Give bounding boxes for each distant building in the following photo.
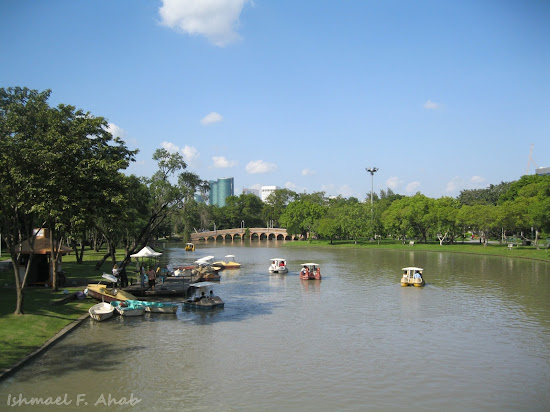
[194,193,204,204]
[242,188,260,197]
[209,177,234,207]
[261,185,280,202]
[535,167,550,176]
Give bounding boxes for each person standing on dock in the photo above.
[147,266,156,291]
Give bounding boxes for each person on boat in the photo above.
[146,266,156,290]
[300,267,307,277]
[200,291,206,300]
[209,290,214,300]
[414,271,422,279]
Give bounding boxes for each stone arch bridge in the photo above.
[190,228,298,243]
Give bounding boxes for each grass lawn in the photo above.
[0,247,141,372]
[286,238,550,262]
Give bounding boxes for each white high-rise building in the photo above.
[261,185,280,202]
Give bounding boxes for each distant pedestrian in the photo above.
[147,266,156,290]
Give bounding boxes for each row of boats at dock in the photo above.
[86,250,425,321]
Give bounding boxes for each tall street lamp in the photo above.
[366,167,378,208]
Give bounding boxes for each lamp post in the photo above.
[366,167,378,208]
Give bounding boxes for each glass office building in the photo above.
[209,177,234,207]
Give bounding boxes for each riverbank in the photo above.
[0,248,134,374]
[286,239,550,262]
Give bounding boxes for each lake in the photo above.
[1,242,549,411]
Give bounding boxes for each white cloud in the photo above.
[182,145,199,163]
[386,176,402,190]
[285,181,297,190]
[423,99,440,110]
[245,160,277,174]
[471,175,486,185]
[212,156,237,168]
[337,184,354,197]
[406,181,421,193]
[445,177,464,193]
[446,175,487,194]
[158,0,251,47]
[200,112,223,125]
[301,168,316,176]
[106,123,126,138]
[161,141,180,153]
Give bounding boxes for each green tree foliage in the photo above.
[458,182,511,205]
[279,199,326,239]
[0,87,136,311]
[262,188,297,227]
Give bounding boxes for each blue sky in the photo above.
[2,0,549,199]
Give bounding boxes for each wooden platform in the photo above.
[123,276,193,298]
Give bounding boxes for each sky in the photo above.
[1,0,549,200]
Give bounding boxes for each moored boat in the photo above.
[212,255,241,270]
[299,263,321,280]
[184,282,224,309]
[89,302,115,321]
[110,300,146,316]
[126,300,179,314]
[401,267,425,287]
[86,283,139,303]
[269,258,288,274]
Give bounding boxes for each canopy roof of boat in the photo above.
[185,242,194,245]
[102,273,118,283]
[302,263,319,266]
[189,281,217,288]
[271,258,286,261]
[225,254,236,258]
[402,267,423,271]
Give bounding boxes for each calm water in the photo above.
[1,243,550,411]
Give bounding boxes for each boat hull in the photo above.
[183,298,224,309]
[116,307,145,316]
[145,305,178,313]
[299,274,321,280]
[401,279,425,287]
[86,284,138,302]
[89,302,115,321]
[269,267,288,274]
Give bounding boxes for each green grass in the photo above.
[0,247,137,372]
[285,238,550,261]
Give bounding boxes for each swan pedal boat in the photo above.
[269,258,288,274]
[401,267,425,287]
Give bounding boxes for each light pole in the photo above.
[366,167,378,208]
[241,220,244,230]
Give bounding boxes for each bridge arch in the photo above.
[190,228,297,243]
